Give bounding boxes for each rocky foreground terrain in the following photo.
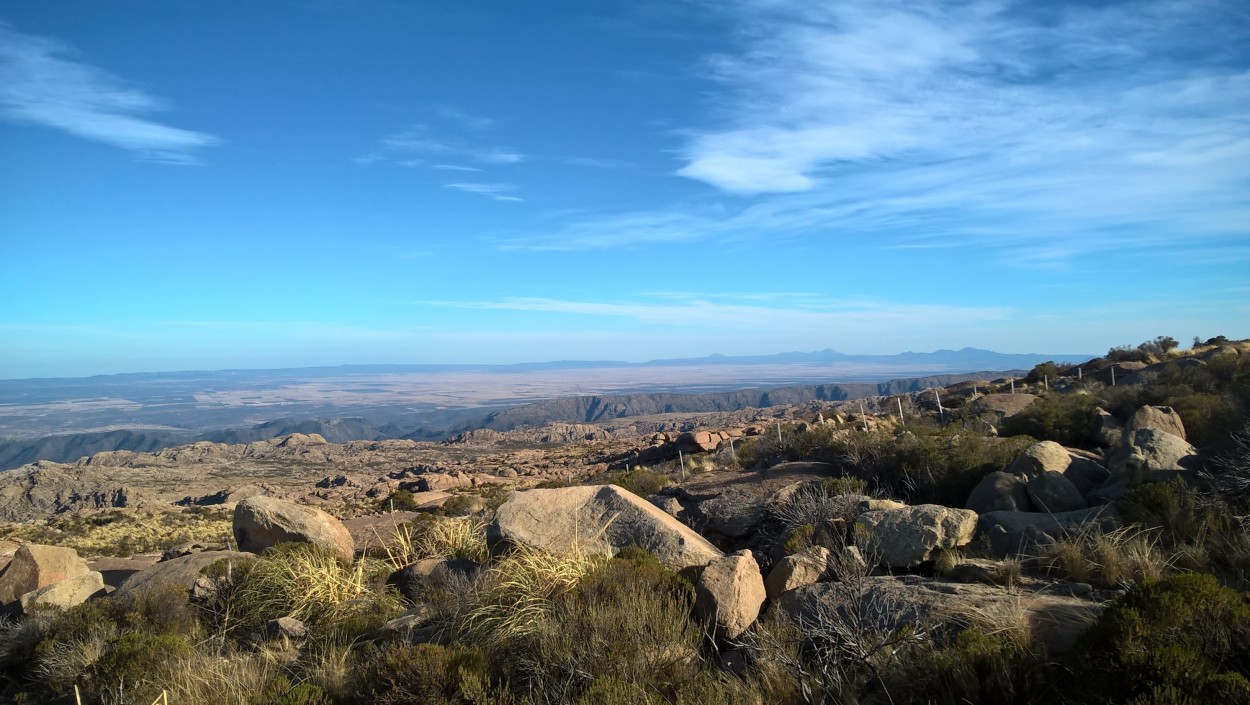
[1,338,1248,704]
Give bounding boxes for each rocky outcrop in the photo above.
[694,550,766,640]
[488,485,724,572]
[233,496,355,562]
[854,505,978,568]
[0,544,89,606]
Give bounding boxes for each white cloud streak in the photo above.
[444,182,523,202]
[0,21,217,163]
[505,0,1250,261]
[424,295,1011,330]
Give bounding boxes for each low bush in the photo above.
[1001,392,1101,448]
[611,468,675,497]
[1066,573,1250,704]
[1120,478,1207,546]
[347,642,502,705]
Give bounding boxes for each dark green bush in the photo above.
[1066,573,1250,704]
[882,627,1053,705]
[1119,478,1207,546]
[612,469,675,497]
[348,642,497,705]
[828,430,1033,506]
[1001,392,1101,448]
[380,489,420,512]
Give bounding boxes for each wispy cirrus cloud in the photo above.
[0,21,217,163]
[359,105,524,169]
[423,294,1011,330]
[505,0,1250,262]
[444,182,523,202]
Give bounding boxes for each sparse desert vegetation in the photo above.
[2,338,1250,704]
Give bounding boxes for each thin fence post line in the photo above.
[859,400,868,432]
[1111,366,1116,386]
[1010,379,1015,394]
[1078,366,1082,381]
[934,388,943,417]
[679,450,687,481]
[1044,374,1049,391]
[776,422,783,444]
[729,437,737,465]
[897,398,905,428]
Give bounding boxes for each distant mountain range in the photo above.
[1,346,1090,383]
[0,369,1026,470]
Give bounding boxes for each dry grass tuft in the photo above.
[375,516,488,572]
[0,508,231,557]
[459,544,604,646]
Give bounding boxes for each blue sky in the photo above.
[1,0,1247,379]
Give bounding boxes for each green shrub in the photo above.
[1001,392,1101,448]
[821,476,868,496]
[380,489,420,512]
[612,469,674,497]
[347,642,498,705]
[781,524,815,556]
[1120,478,1207,546]
[882,627,1053,705]
[84,632,194,704]
[828,431,1033,507]
[1066,573,1250,704]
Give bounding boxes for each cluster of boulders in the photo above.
[967,405,1197,556]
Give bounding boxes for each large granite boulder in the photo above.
[117,550,254,595]
[1109,428,1200,476]
[1125,406,1187,441]
[488,485,723,572]
[1007,441,1072,476]
[233,495,355,562]
[1063,456,1111,496]
[20,571,105,611]
[854,505,978,568]
[979,506,1120,539]
[0,544,89,606]
[694,550,766,640]
[1027,473,1086,513]
[966,472,1032,513]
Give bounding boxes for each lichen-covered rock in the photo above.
[694,550,766,639]
[488,485,723,572]
[233,495,355,562]
[0,544,88,606]
[966,471,1032,513]
[854,505,978,568]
